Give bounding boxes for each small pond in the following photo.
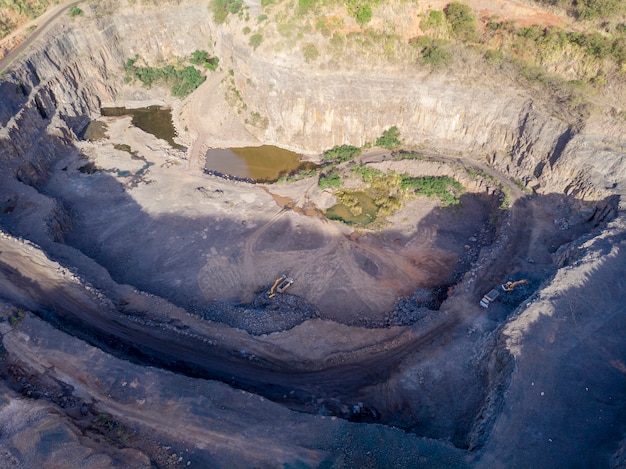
[100,106,185,150]
[326,191,379,226]
[204,145,317,182]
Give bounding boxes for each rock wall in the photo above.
[214,22,625,203]
[1,0,624,201]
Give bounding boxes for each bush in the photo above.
[350,163,384,182]
[323,144,362,163]
[249,33,263,50]
[318,170,342,189]
[298,0,316,15]
[211,0,243,23]
[444,2,478,42]
[401,176,463,205]
[69,6,83,17]
[376,126,401,149]
[422,43,452,66]
[302,43,320,62]
[125,58,207,98]
[421,10,443,30]
[190,50,219,70]
[355,4,372,25]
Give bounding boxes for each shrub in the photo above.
[302,43,320,62]
[69,6,83,17]
[211,0,243,23]
[125,58,206,98]
[376,126,401,149]
[323,144,362,163]
[190,50,219,70]
[422,43,452,66]
[484,49,504,64]
[355,4,372,25]
[249,33,263,50]
[444,2,478,42]
[298,0,316,15]
[318,170,342,189]
[421,10,443,30]
[401,175,464,205]
[350,163,384,182]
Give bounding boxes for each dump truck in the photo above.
[480,288,501,308]
[480,278,529,308]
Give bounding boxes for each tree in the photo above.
[444,2,478,42]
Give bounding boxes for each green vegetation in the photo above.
[345,0,377,26]
[124,56,207,98]
[298,0,315,15]
[533,0,625,20]
[245,111,269,129]
[421,10,444,31]
[354,3,372,26]
[8,308,25,327]
[323,144,362,163]
[400,175,464,206]
[376,126,402,149]
[190,50,220,71]
[444,2,478,42]
[302,42,319,62]
[327,191,378,225]
[393,151,424,161]
[0,0,49,19]
[68,6,83,17]
[318,169,342,189]
[0,17,15,38]
[211,0,244,23]
[223,75,247,113]
[249,33,263,50]
[420,39,453,66]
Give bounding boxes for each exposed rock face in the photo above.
[1,1,624,203]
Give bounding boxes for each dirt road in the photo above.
[0,1,79,74]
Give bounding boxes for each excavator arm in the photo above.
[501,279,528,292]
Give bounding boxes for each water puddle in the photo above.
[100,106,185,150]
[204,145,317,182]
[326,191,379,226]
[81,121,108,141]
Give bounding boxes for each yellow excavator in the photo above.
[501,279,528,292]
[265,275,294,299]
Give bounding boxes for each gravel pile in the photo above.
[200,293,319,335]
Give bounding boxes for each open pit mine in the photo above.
[0,0,625,467]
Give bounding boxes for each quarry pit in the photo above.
[1,1,626,468]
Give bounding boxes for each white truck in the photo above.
[480,288,500,308]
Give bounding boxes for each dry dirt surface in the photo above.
[0,0,625,467]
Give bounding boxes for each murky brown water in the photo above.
[101,106,184,150]
[204,145,316,182]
